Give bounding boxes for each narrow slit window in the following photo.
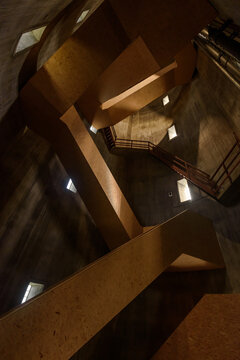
[15,26,46,54]
[163,95,170,106]
[22,282,44,303]
[76,9,90,23]
[177,178,191,202]
[66,179,77,193]
[90,125,98,134]
[168,125,177,140]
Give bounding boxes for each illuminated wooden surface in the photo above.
[0,210,224,360]
[59,106,142,248]
[151,294,240,360]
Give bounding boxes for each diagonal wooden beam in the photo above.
[0,210,224,360]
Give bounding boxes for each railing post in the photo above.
[223,162,233,185]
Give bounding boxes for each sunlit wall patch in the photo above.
[76,9,90,24]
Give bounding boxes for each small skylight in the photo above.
[15,26,46,54]
[168,125,177,140]
[163,95,170,106]
[76,9,90,23]
[22,282,44,304]
[177,178,191,202]
[66,179,77,193]
[90,125,98,134]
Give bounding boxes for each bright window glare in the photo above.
[15,26,46,54]
[90,125,98,134]
[177,178,191,202]
[22,282,44,303]
[66,179,77,193]
[77,9,90,23]
[163,95,170,106]
[168,125,177,140]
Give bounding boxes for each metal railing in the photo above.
[102,127,219,197]
[210,133,240,192]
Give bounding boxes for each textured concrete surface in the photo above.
[0,129,108,316]
[197,49,240,138]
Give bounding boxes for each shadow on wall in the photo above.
[0,129,108,316]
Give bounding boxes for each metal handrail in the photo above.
[102,127,240,196]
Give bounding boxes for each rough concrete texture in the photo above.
[0,129,108,316]
[210,0,240,26]
[152,294,240,360]
[91,52,240,294]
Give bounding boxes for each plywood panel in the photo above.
[152,294,240,360]
[81,43,196,128]
[0,211,224,360]
[21,4,127,116]
[78,36,161,120]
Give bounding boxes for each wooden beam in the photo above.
[0,211,224,360]
[151,294,240,360]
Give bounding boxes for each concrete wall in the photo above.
[0,129,107,316]
[115,49,238,176]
